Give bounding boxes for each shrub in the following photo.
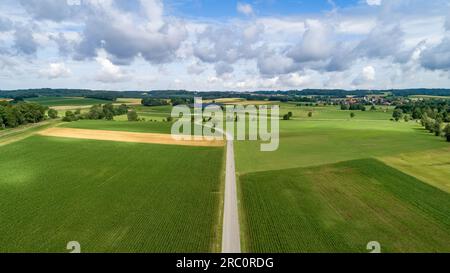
[127,110,139,122]
[48,109,58,119]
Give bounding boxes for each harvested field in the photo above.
[38,127,225,147]
[50,105,92,111]
[115,98,142,105]
[223,100,274,106]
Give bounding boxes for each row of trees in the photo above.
[394,100,450,122]
[62,104,129,122]
[141,98,170,107]
[393,100,450,141]
[420,114,450,141]
[340,103,367,111]
[141,97,194,107]
[0,101,48,129]
[392,101,450,142]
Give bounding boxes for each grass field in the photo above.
[239,159,450,253]
[281,103,394,120]
[0,135,224,252]
[235,103,450,253]
[60,120,174,134]
[380,147,450,193]
[25,97,112,107]
[235,119,447,174]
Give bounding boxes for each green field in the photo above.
[0,136,224,252]
[1,100,449,253]
[25,97,111,107]
[235,119,447,174]
[281,103,394,120]
[381,147,450,193]
[60,120,174,134]
[240,159,450,253]
[235,104,450,253]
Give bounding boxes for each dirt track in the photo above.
[38,128,225,147]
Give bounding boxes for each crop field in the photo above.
[204,98,245,104]
[39,128,225,147]
[239,159,450,253]
[25,96,110,107]
[0,135,225,252]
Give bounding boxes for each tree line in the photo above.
[394,100,450,122]
[141,97,193,107]
[0,101,48,129]
[393,100,450,142]
[340,103,367,111]
[62,104,130,122]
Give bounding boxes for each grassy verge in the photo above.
[0,120,61,146]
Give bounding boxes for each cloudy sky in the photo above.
[0,0,449,91]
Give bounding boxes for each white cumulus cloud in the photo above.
[95,51,130,83]
[40,63,71,79]
[237,2,254,16]
[363,65,376,81]
[366,0,382,6]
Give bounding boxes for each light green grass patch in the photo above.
[380,147,450,193]
[59,120,174,134]
[280,103,394,120]
[235,119,447,174]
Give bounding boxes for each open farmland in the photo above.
[39,127,225,147]
[280,103,395,120]
[235,118,448,174]
[0,135,225,252]
[235,104,450,252]
[25,96,111,107]
[239,159,450,253]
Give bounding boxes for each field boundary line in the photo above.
[0,120,60,147]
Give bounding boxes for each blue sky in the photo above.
[166,0,360,18]
[0,0,450,91]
